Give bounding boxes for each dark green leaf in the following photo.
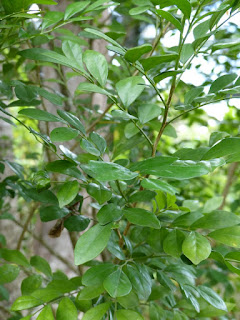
[197,285,227,311]
[30,256,52,278]
[126,264,152,300]
[76,82,113,97]
[163,230,185,258]
[154,70,183,83]
[83,50,108,87]
[209,74,237,93]
[64,1,90,20]
[50,127,79,142]
[87,183,112,205]
[103,269,132,298]
[82,264,116,286]
[97,204,123,224]
[138,103,162,124]
[62,40,86,73]
[57,180,79,208]
[21,275,42,295]
[0,249,29,267]
[19,108,63,122]
[57,110,85,134]
[0,264,20,285]
[89,132,107,154]
[156,9,182,31]
[202,138,240,160]
[64,215,90,232]
[141,178,178,195]
[124,44,152,62]
[40,205,69,222]
[140,54,178,71]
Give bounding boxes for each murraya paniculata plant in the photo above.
[1,0,240,319]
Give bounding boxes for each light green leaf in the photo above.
[42,11,63,30]
[87,183,112,205]
[56,297,78,320]
[197,285,227,311]
[116,309,144,320]
[21,275,42,296]
[103,269,132,298]
[76,82,113,97]
[140,54,178,71]
[82,161,138,181]
[64,1,90,20]
[0,264,20,285]
[209,74,237,93]
[208,226,240,248]
[209,131,229,147]
[97,204,123,224]
[124,44,152,62]
[83,50,108,86]
[170,0,191,19]
[11,296,42,311]
[50,127,79,142]
[77,285,104,300]
[192,210,240,230]
[81,139,101,156]
[0,249,29,267]
[30,256,52,278]
[129,5,150,15]
[74,223,112,265]
[62,40,85,73]
[182,232,211,264]
[184,87,204,105]
[84,28,124,49]
[90,132,107,154]
[202,138,240,160]
[37,305,54,320]
[124,208,160,229]
[180,43,194,63]
[57,110,85,134]
[116,76,145,107]
[57,180,79,208]
[19,108,63,122]
[141,178,178,195]
[82,302,111,320]
[111,110,137,120]
[203,196,223,213]
[138,103,162,124]
[156,9,182,31]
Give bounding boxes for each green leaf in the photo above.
[116,310,144,320]
[62,40,86,73]
[140,54,178,71]
[197,285,227,311]
[64,215,90,232]
[50,127,79,142]
[154,70,183,83]
[130,156,177,172]
[56,297,78,320]
[141,178,178,195]
[209,131,229,147]
[19,108,63,122]
[77,284,104,300]
[82,264,116,286]
[0,264,20,284]
[124,44,152,63]
[11,296,42,311]
[163,230,185,258]
[170,0,191,19]
[0,249,29,267]
[64,1,90,20]
[111,110,137,121]
[203,196,223,213]
[129,5,151,15]
[84,28,124,50]
[124,208,160,229]
[37,305,54,320]
[74,223,112,265]
[57,180,79,208]
[40,205,69,222]
[202,138,240,160]
[82,161,138,181]
[97,204,123,224]
[21,275,42,295]
[128,190,156,203]
[126,264,152,301]
[30,256,52,278]
[193,19,210,40]
[208,226,240,248]
[90,132,107,154]
[42,11,63,30]
[156,9,182,31]
[184,87,204,105]
[116,76,145,108]
[209,74,237,93]
[81,139,101,156]
[76,82,113,97]
[192,210,240,230]
[15,84,37,102]
[87,183,112,205]
[182,232,211,265]
[82,302,111,320]
[180,43,194,63]
[19,48,75,69]
[103,269,132,298]
[57,110,85,134]
[138,103,162,124]
[83,50,108,87]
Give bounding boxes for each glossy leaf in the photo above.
[76,82,113,97]
[97,204,123,224]
[140,54,178,71]
[11,296,42,311]
[56,297,78,320]
[156,9,182,31]
[124,208,160,229]
[74,223,112,265]
[64,1,90,20]
[0,264,20,284]
[197,285,227,311]
[124,44,152,62]
[57,180,79,208]
[30,256,52,278]
[103,269,132,298]
[87,183,112,205]
[116,310,144,320]
[0,249,29,267]
[82,302,111,320]
[50,127,79,142]
[202,138,240,160]
[209,74,237,93]
[141,178,178,195]
[37,305,54,320]
[57,110,85,134]
[19,108,62,122]
[208,226,240,248]
[83,50,108,86]
[82,264,116,287]
[64,215,90,232]
[163,230,185,258]
[182,232,211,264]
[138,103,162,124]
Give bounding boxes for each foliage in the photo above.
[0,0,240,319]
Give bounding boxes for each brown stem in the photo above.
[219,162,239,210]
[16,203,39,250]
[13,219,77,273]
